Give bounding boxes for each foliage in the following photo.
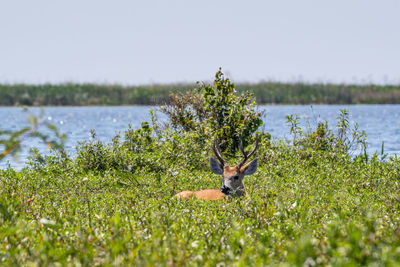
[2,133,400,265]
[160,91,207,132]
[2,82,400,106]
[0,109,66,162]
[286,109,367,157]
[0,83,192,106]
[203,69,263,156]
[161,69,263,157]
[2,72,400,266]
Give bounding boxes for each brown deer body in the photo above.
[173,139,259,200]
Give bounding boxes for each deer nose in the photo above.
[221,185,231,194]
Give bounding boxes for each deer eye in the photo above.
[233,175,239,180]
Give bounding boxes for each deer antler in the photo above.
[212,139,225,167]
[237,137,259,169]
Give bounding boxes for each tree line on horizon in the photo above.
[1,82,400,106]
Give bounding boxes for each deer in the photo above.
[173,138,259,200]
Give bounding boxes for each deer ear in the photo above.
[210,157,223,175]
[242,158,258,176]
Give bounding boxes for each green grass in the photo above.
[1,72,399,265]
[1,145,400,266]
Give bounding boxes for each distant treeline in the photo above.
[1,82,400,106]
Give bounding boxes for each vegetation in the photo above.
[1,80,400,106]
[1,70,400,265]
[238,82,400,105]
[161,69,263,157]
[0,108,66,162]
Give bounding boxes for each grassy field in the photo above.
[1,136,400,266]
[1,72,400,265]
[1,81,400,106]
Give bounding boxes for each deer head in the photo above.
[209,138,259,198]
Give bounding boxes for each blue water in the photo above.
[1,105,399,169]
[263,105,400,156]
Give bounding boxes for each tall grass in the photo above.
[1,71,400,265]
[1,110,399,265]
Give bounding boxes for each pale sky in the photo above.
[1,0,399,85]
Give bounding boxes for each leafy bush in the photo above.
[161,68,263,157]
[75,130,119,172]
[203,69,263,156]
[160,91,207,132]
[286,109,367,157]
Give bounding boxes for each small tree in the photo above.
[202,69,263,156]
[161,68,263,157]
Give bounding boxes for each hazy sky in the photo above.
[1,0,399,85]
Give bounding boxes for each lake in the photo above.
[1,105,399,169]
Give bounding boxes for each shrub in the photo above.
[75,130,117,172]
[286,109,367,157]
[161,68,263,157]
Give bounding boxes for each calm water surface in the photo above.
[1,105,399,169]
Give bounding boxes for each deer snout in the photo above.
[221,184,231,194]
